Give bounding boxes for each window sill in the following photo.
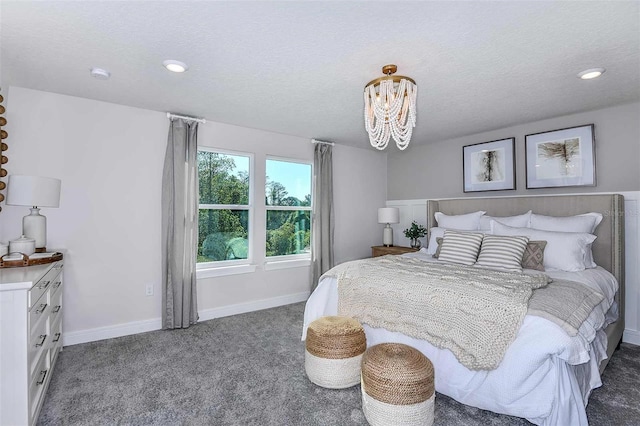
[264,258,311,271]
[196,264,257,279]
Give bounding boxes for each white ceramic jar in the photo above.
[9,235,36,256]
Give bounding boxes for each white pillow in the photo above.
[530,212,602,268]
[492,221,596,272]
[434,210,486,231]
[479,211,532,232]
[475,234,530,272]
[530,212,603,234]
[438,230,484,266]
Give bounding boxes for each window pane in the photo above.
[199,151,250,205]
[198,209,249,262]
[265,159,311,206]
[266,210,310,257]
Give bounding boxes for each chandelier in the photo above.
[364,64,417,151]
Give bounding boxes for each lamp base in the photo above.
[23,207,47,249]
[35,247,47,253]
[382,225,394,247]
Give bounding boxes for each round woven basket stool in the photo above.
[361,343,435,426]
[305,316,367,389]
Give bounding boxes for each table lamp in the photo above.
[378,207,399,247]
[6,175,61,252]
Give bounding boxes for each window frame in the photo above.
[196,147,254,270]
[265,155,313,261]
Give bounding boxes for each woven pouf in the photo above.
[361,343,435,426]
[305,316,367,389]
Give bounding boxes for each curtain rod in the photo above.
[166,112,206,124]
[311,139,335,146]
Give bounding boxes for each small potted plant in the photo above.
[403,221,427,249]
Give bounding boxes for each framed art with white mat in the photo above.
[463,137,515,192]
[525,124,596,189]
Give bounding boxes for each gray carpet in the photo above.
[38,302,640,425]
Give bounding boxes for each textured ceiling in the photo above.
[1,1,638,150]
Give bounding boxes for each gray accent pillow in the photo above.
[521,240,547,271]
[433,237,443,258]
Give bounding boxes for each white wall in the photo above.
[333,144,388,263]
[0,87,387,344]
[1,87,168,340]
[388,102,640,199]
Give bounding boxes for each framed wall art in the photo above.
[525,124,595,189]
[463,137,515,192]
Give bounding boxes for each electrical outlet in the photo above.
[145,283,154,296]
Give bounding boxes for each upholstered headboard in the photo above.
[426,194,625,370]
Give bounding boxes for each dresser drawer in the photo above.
[50,284,63,321]
[49,317,63,366]
[28,350,50,425]
[50,276,62,297]
[28,262,62,309]
[28,278,51,311]
[29,317,49,379]
[49,316,62,349]
[29,291,50,335]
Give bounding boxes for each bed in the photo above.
[302,194,625,426]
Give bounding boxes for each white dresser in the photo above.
[0,259,64,426]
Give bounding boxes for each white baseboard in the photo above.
[63,317,162,347]
[623,328,640,346]
[63,291,310,347]
[198,291,309,322]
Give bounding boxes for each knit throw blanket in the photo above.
[330,256,550,371]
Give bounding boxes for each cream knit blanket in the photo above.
[330,256,549,371]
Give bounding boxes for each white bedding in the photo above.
[302,250,618,426]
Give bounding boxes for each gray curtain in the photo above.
[311,143,335,291]
[162,118,199,329]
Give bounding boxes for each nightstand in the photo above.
[371,245,420,257]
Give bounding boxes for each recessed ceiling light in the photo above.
[163,60,189,73]
[577,68,605,80]
[90,67,111,80]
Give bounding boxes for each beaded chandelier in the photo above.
[364,64,417,151]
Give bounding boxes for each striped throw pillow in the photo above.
[437,230,484,266]
[475,234,530,272]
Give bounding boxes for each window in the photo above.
[265,158,312,258]
[196,150,311,273]
[197,149,252,265]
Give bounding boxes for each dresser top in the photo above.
[0,261,62,291]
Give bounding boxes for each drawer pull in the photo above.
[36,369,48,385]
[37,280,51,290]
[53,281,61,289]
[52,332,61,343]
[53,305,61,313]
[35,303,48,314]
[35,334,47,347]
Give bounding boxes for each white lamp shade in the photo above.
[6,175,61,208]
[378,207,399,224]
